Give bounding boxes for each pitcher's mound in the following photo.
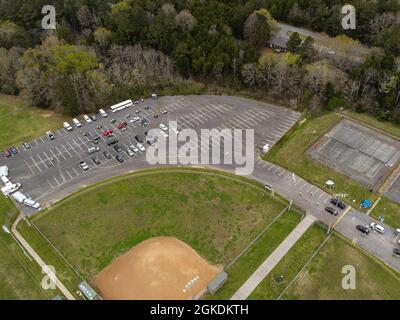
[92,237,221,300]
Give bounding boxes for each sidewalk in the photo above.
[230,214,317,300]
[11,215,76,300]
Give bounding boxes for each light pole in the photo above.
[289,173,296,211]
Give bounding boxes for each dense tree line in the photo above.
[0,0,399,122]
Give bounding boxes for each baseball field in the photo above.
[18,168,291,299]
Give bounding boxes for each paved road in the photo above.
[11,215,75,300]
[231,214,317,300]
[273,22,373,65]
[217,158,400,271]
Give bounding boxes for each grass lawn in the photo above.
[0,197,50,299]
[370,196,400,229]
[248,222,328,300]
[263,112,380,209]
[0,94,67,150]
[206,210,302,300]
[20,170,288,281]
[283,233,400,299]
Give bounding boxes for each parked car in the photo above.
[393,248,400,256]
[264,184,273,192]
[92,157,101,165]
[127,149,135,157]
[79,161,89,171]
[103,151,112,159]
[102,129,113,137]
[325,206,338,216]
[153,114,159,118]
[10,147,18,154]
[144,106,150,110]
[370,222,385,234]
[23,142,31,149]
[88,146,100,154]
[130,145,139,153]
[46,131,55,140]
[89,115,97,121]
[83,115,92,123]
[137,143,145,152]
[356,225,369,235]
[4,149,11,157]
[107,137,118,145]
[117,122,127,131]
[113,144,123,153]
[159,123,168,132]
[116,154,124,163]
[63,122,73,131]
[330,198,346,210]
[162,110,168,115]
[135,135,144,143]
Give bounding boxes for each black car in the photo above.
[110,118,117,123]
[325,206,338,216]
[113,144,123,153]
[330,198,346,210]
[356,225,370,235]
[393,248,400,256]
[135,135,144,143]
[107,137,118,145]
[10,147,18,154]
[23,142,31,149]
[103,151,112,159]
[116,154,124,163]
[92,157,101,165]
[144,106,150,110]
[153,114,159,118]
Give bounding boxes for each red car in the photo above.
[117,122,127,129]
[102,129,113,137]
[3,149,11,157]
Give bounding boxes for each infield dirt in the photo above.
[92,237,221,300]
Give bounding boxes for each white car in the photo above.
[137,143,145,152]
[83,115,92,123]
[264,184,273,192]
[63,122,73,131]
[130,145,139,153]
[160,130,168,138]
[170,128,179,135]
[159,123,168,132]
[370,222,385,234]
[79,161,89,171]
[23,198,41,209]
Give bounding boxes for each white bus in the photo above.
[110,100,133,113]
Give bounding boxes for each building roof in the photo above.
[207,271,228,294]
[270,35,288,49]
[78,281,98,300]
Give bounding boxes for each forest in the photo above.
[0,0,399,122]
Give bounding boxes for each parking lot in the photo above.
[386,174,400,204]
[0,95,300,215]
[307,119,400,189]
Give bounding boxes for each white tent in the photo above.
[0,166,8,177]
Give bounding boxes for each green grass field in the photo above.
[20,170,289,283]
[0,197,51,299]
[263,113,381,209]
[248,223,328,300]
[206,210,302,300]
[0,94,67,150]
[283,233,400,299]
